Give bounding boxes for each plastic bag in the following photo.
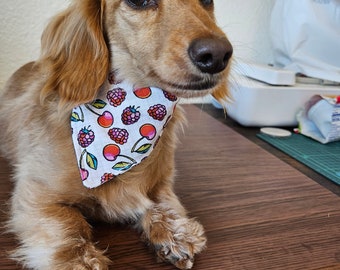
[296,95,340,144]
[270,0,340,83]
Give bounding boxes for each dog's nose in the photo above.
[188,37,233,74]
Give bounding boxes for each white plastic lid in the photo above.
[260,127,292,137]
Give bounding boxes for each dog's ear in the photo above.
[39,0,109,108]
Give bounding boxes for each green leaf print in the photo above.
[113,162,134,171]
[135,144,152,154]
[91,99,107,109]
[86,152,98,170]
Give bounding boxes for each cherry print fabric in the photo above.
[71,78,179,189]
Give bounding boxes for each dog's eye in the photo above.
[125,0,158,9]
[200,0,213,7]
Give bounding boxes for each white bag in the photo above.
[297,95,340,143]
[270,0,340,83]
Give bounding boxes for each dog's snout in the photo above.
[188,37,233,74]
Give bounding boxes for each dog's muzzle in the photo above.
[188,37,233,75]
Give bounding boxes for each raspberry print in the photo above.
[77,126,95,148]
[121,106,141,125]
[163,90,178,102]
[107,88,127,107]
[148,104,167,121]
[108,128,129,145]
[101,173,115,184]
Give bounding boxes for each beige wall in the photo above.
[0,0,274,92]
[215,0,275,63]
[0,1,70,88]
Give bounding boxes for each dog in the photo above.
[0,0,232,269]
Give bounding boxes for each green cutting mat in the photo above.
[257,133,340,185]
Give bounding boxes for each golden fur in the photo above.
[0,0,232,269]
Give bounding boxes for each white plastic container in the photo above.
[213,75,340,127]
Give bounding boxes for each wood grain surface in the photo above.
[1,104,340,270]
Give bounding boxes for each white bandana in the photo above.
[71,77,179,189]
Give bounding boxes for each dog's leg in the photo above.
[9,186,110,270]
[140,188,207,270]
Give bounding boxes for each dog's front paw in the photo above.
[151,218,207,270]
[55,240,111,270]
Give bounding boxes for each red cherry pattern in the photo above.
[97,111,114,128]
[139,124,156,140]
[134,87,152,99]
[80,168,89,181]
[103,144,121,161]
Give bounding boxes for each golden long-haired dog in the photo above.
[0,0,232,269]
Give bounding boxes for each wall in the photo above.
[0,0,70,88]
[0,0,275,92]
[215,0,275,64]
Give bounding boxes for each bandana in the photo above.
[71,77,179,189]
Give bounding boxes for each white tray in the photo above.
[213,75,340,127]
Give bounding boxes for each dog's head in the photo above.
[40,0,232,108]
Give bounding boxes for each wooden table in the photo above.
[1,104,340,270]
